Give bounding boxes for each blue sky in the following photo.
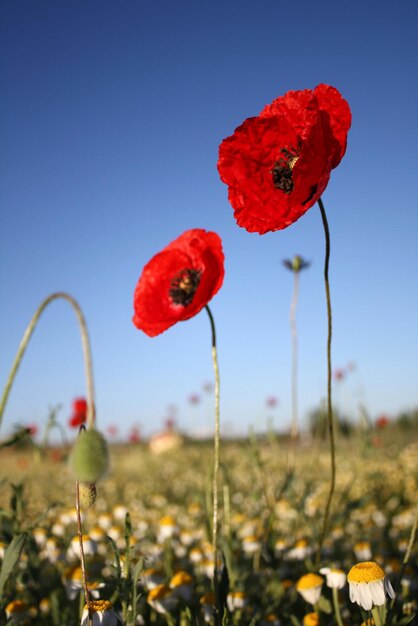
[1,0,417,439]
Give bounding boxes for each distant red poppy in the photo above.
[68,397,87,428]
[129,426,141,443]
[107,424,118,438]
[376,415,390,429]
[26,424,38,437]
[218,84,351,234]
[266,396,279,409]
[165,417,175,431]
[188,393,201,405]
[333,368,346,381]
[133,229,224,337]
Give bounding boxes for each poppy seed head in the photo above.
[271,146,299,193]
[169,269,201,306]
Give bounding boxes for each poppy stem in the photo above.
[287,267,300,472]
[205,304,221,614]
[290,269,300,442]
[0,292,96,433]
[316,197,336,565]
[75,475,92,626]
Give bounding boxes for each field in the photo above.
[0,429,417,625]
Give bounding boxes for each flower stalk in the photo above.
[205,305,221,616]
[316,198,336,564]
[75,473,92,626]
[289,267,300,442]
[391,500,418,609]
[0,292,96,432]
[371,605,385,626]
[332,587,344,626]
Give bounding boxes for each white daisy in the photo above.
[319,567,347,589]
[296,573,324,605]
[347,561,395,611]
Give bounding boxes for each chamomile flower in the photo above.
[227,590,247,612]
[80,600,119,625]
[347,561,395,611]
[157,515,178,542]
[319,567,347,589]
[296,573,324,605]
[303,613,319,626]
[5,600,37,623]
[147,584,178,614]
[169,570,194,602]
[200,592,216,623]
[354,541,372,561]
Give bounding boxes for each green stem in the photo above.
[392,500,418,604]
[205,304,221,620]
[371,605,384,626]
[332,587,344,626]
[316,198,336,565]
[0,292,96,432]
[290,270,300,441]
[76,476,92,626]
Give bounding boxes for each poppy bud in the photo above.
[78,483,97,509]
[293,255,302,272]
[71,429,109,483]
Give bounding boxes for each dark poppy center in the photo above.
[271,146,299,194]
[169,268,201,306]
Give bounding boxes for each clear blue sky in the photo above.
[1,0,417,439]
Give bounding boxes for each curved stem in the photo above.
[205,305,221,615]
[316,197,336,565]
[0,292,96,432]
[393,500,418,601]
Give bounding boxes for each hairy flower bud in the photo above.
[71,429,109,483]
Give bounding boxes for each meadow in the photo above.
[0,426,417,625]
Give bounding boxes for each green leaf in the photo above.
[0,532,27,599]
[132,556,144,620]
[316,595,332,614]
[394,615,417,625]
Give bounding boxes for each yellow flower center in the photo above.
[6,600,27,614]
[159,515,176,526]
[297,573,323,590]
[303,612,319,626]
[200,592,216,605]
[84,600,113,613]
[170,571,193,587]
[347,561,385,583]
[148,584,171,601]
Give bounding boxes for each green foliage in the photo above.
[0,532,27,600]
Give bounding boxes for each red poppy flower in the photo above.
[129,426,141,443]
[68,397,87,428]
[218,84,351,234]
[133,229,224,337]
[333,368,346,381]
[376,415,390,429]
